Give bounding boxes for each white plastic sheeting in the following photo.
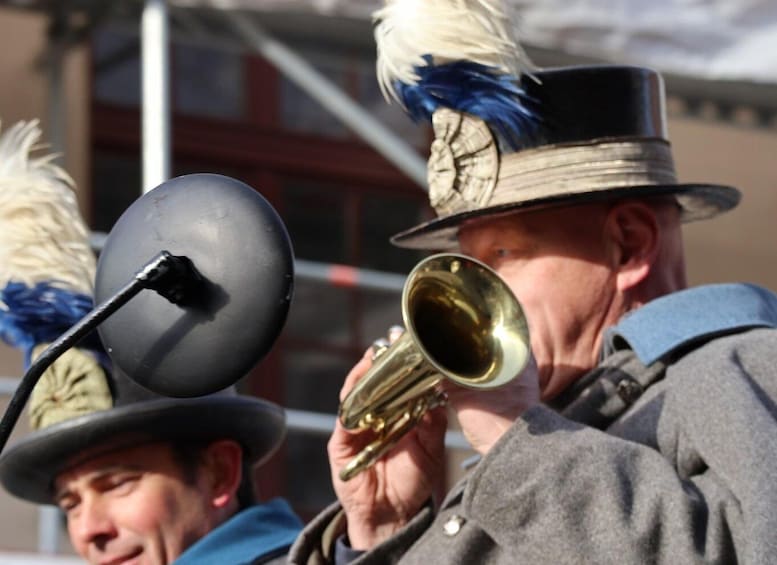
[515,0,777,84]
[173,0,777,84]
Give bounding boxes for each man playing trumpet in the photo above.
[290,0,777,563]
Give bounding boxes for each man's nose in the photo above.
[71,496,117,549]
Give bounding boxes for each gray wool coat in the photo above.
[290,285,777,564]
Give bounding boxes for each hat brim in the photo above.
[391,183,741,250]
[0,396,285,505]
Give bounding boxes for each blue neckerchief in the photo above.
[174,498,303,565]
[604,283,777,365]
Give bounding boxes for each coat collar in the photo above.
[604,283,777,365]
[174,498,302,565]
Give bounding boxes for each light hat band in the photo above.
[428,108,678,217]
[494,137,677,205]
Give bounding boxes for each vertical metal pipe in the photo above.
[37,506,61,554]
[141,0,171,193]
[40,13,67,553]
[46,43,65,159]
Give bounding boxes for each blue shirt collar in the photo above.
[174,498,302,565]
[604,283,777,365]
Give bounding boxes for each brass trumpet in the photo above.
[338,253,530,481]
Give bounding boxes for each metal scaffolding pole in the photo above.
[141,0,171,193]
[90,230,408,292]
[222,11,428,189]
[45,30,65,159]
[0,382,470,451]
[39,11,69,555]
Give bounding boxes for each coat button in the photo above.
[443,515,465,536]
[616,377,643,404]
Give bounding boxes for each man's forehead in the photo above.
[55,461,134,495]
[54,441,172,489]
[459,209,526,231]
[458,201,614,235]
[457,210,535,243]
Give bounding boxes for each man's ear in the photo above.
[201,439,243,509]
[605,201,660,292]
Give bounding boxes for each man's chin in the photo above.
[94,546,144,565]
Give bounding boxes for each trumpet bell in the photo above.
[404,254,529,390]
[337,253,530,480]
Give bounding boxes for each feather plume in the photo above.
[373,0,537,150]
[374,0,531,95]
[0,120,95,294]
[0,120,99,366]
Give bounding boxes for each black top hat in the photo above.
[390,65,740,250]
[0,366,286,505]
[370,3,740,250]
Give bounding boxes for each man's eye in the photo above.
[106,474,139,493]
[58,497,79,514]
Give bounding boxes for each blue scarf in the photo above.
[174,498,303,564]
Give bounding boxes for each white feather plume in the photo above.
[0,120,95,295]
[373,0,533,104]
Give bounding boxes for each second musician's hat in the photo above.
[0,367,286,505]
[373,0,741,250]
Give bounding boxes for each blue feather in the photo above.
[0,281,104,367]
[395,59,540,151]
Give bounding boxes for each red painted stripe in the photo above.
[329,265,359,287]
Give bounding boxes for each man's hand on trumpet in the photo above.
[328,331,448,551]
[329,325,541,552]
